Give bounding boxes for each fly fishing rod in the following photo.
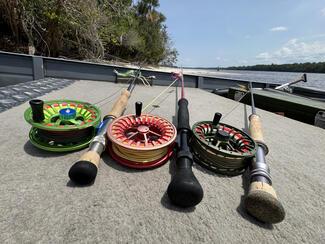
[275,73,307,90]
[244,82,285,223]
[167,72,204,207]
[68,70,140,185]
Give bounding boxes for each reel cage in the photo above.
[107,113,177,169]
[24,100,101,152]
[191,121,257,176]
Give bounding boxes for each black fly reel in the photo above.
[191,113,257,176]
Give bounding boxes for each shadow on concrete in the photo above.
[160,191,195,213]
[66,179,94,188]
[236,168,274,230]
[23,140,69,158]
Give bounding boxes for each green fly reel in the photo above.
[191,113,257,176]
[24,99,101,152]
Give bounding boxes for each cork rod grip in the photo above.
[248,181,277,199]
[78,151,101,168]
[245,181,285,223]
[68,90,131,185]
[249,114,265,143]
[107,90,131,118]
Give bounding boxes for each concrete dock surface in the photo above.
[0,80,324,243]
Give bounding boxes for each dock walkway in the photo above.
[0,80,324,243]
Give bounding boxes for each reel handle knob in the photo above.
[213,112,222,126]
[29,99,45,122]
[136,101,142,117]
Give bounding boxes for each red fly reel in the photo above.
[107,113,177,169]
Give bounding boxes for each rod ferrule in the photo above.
[249,146,272,184]
[88,135,106,154]
[256,141,269,155]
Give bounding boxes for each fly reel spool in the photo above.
[191,113,257,176]
[24,99,101,152]
[107,102,177,169]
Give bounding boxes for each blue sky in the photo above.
[158,0,325,67]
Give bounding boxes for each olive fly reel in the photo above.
[24,99,101,152]
[191,113,257,176]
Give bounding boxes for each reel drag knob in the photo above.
[29,99,45,122]
[59,108,76,121]
[212,129,230,146]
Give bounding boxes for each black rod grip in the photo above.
[177,98,190,130]
[167,155,204,208]
[29,99,45,122]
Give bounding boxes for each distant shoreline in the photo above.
[224,62,325,74]
[181,62,325,74]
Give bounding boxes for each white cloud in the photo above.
[322,8,325,16]
[256,52,272,60]
[256,38,325,63]
[269,26,288,32]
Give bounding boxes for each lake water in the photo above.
[182,69,325,89]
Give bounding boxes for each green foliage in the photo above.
[0,0,178,65]
[226,62,325,73]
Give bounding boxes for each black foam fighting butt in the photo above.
[68,161,98,185]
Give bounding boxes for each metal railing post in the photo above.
[32,56,44,80]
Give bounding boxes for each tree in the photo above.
[0,0,178,65]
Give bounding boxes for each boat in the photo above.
[214,74,325,128]
[0,52,325,243]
